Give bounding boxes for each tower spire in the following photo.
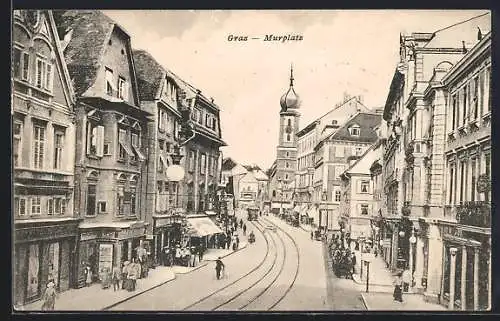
[289,63,294,87]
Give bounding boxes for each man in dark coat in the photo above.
[215,257,225,280]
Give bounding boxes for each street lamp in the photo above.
[364,253,375,293]
[409,230,417,286]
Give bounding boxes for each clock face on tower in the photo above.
[285,125,293,134]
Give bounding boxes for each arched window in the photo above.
[287,119,291,126]
[272,190,276,197]
[287,134,291,142]
[286,162,289,168]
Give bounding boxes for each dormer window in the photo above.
[348,125,360,136]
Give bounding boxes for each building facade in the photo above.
[295,95,371,226]
[314,111,381,234]
[54,10,152,287]
[438,32,491,310]
[340,142,382,242]
[133,49,187,264]
[380,13,491,310]
[180,84,226,215]
[12,10,81,305]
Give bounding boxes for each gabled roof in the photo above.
[423,12,491,49]
[297,96,369,137]
[53,10,121,97]
[133,49,166,101]
[344,144,378,176]
[327,112,382,143]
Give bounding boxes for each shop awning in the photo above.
[186,216,223,237]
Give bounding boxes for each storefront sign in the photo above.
[15,223,78,243]
[118,227,145,240]
[98,243,113,274]
[155,218,173,228]
[101,231,116,239]
[80,231,97,241]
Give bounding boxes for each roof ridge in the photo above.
[432,12,490,35]
[299,95,363,133]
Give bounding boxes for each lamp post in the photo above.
[409,229,417,287]
[364,253,374,293]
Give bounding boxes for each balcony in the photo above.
[456,201,491,228]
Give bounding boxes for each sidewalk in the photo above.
[361,292,446,310]
[18,266,176,311]
[352,249,394,291]
[18,240,249,311]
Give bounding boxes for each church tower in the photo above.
[275,65,301,201]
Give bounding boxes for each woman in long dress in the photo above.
[85,265,92,287]
[393,272,404,302]
[41,281,57,311]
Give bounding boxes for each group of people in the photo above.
[160,244,205,267]
[328,236,357,279]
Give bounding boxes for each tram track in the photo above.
[182,219,277,311]
[106,215,301,311]
[259,216,300,310]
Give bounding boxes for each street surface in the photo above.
[110,213,330,311]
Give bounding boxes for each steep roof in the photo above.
[328,112,382,143]
[133,49,166,101]
[297,96,369,137]
[423,12,491,49]
[53,10,124,97]
[344,144,378,176]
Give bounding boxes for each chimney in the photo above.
[343,92,350,102]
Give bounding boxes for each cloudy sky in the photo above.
[103,10,489,169]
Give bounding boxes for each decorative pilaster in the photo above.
[127,239,132,260]
[449,247,458,310]
[414,239,424,289]
[461,246,467,310]
[473,247,479,310]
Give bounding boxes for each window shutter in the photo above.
[86,125,92,155]
[46,63,53,91]
[123,81,129,100]
[36,59,43,88]
[96,126,105,157]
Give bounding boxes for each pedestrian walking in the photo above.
[243,224,247,236]
[215,257,225,280]
[402,269,411,292]
[351,252,357,276]
[121,261,129,289]
[239,219,243,229]
[310,231,314,240]
[112,264,121,291]
[393,272,404,302]
[100,267,111,289]
[84,264,92,287]
[41,280,57,311]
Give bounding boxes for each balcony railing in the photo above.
[456,201,491,228]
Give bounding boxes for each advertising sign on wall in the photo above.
[98,243,113,274]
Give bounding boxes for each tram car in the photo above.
[247,206,259,221]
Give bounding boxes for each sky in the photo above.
[103,9,489,170]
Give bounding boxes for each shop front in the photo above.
[152,214,184,264]
[14,218,81,306]
[186,215,224,249]
[76,221,147,288]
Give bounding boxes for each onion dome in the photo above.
[280,64,301,111]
